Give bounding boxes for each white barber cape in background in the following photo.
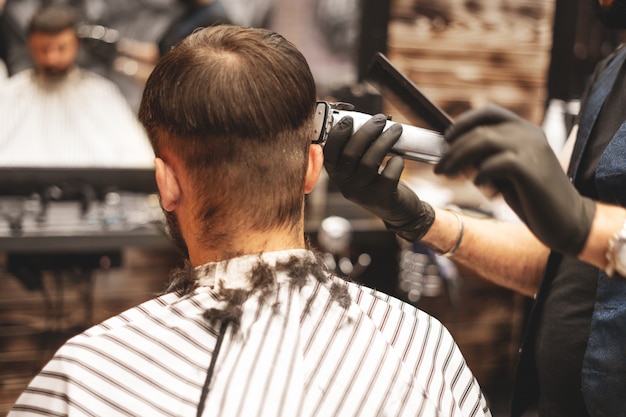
[0,67,154,168]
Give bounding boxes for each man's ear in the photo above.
[304,144,324,194]
[154,157,181,212]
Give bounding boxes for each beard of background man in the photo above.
[592,0,626,28]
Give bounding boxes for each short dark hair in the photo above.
[138,25,317,248]
[28,4,79,36]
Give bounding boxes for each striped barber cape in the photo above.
[9,249,491,417]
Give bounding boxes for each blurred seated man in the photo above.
[8,25,491,417]
[0,3,154,168]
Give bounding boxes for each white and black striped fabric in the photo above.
[0,67,154,168]
[9,249,492,417]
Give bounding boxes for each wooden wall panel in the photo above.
[386,0,556,125]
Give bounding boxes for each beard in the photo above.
[38,64,74,81]
[591,0,626,29]
[163,209,190,259]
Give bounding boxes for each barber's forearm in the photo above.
[579,202,626,273]
[421,207,548,297]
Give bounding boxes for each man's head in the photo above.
[138,25,319,259]
[592,0,626,29]
[27,4,80,78]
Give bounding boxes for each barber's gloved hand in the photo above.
[435,104,596,256]
[323,114,435,242]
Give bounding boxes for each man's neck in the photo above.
[170,184,308,266]
[187,228,307,266]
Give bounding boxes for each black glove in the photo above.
[323,114,435,242]
[435,104,596,256]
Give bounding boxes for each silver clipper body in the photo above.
[313,101,447,165]
[331,108,447,164]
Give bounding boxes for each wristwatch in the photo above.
[606,220,626,277]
